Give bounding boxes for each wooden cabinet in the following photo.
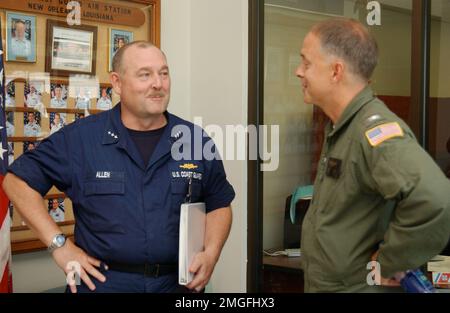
[262,256,304,293]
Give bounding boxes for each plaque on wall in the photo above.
[45,20,98,77]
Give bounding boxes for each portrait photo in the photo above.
[49,112,65,135]
[75,113,86,120]
[108,29,133,72]
[24,81,44,109]
[5,80,16,107]
[50,83,68,108]
[6,12,36,62]
[7,143,14,166]
[74,86,92,110]
[96,86,113,111]
[23,111,41,137]
[48,198,65,223]
[6,112,14,137]
[23,141,39,153]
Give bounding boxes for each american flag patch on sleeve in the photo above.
[365,122,404,147]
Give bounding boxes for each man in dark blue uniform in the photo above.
[3,41,235,293]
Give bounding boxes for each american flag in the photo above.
[0,19,14,293]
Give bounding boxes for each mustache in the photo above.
[146,93,166,97]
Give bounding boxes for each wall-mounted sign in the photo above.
[0,0,145,27]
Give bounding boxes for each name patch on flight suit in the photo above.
[365,122,404,147]
[326,158,342,179]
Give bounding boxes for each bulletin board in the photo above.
[0,0,161,254]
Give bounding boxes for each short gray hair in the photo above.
[311,18,378,81]
[112,41,161,74]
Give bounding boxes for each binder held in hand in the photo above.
[178,202,206,285]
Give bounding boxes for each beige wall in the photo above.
[430,6,450,169]
[162,0,248,293]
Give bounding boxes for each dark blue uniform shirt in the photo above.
[9,104,235,265]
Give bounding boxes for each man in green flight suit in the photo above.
[296,18,450,292]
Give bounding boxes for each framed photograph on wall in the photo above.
[48,198,65,223]
[45,20,97,77]
[5,12,37,62]
[96,85,113,110]
[108,29,133,72]
[5,79,16,107]
[147,0,161,47]
[24,80,44,109]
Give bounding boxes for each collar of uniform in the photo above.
[102,104,181,170]
[102,104,122,145]
[101,104,176,146]
[327,85,375,138]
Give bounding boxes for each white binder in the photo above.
[178,202,206,285]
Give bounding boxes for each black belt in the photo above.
[107,262,178,278]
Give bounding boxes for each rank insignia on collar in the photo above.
[180,163,198,170]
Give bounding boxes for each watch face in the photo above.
[55,235,66,247]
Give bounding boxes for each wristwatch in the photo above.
[48,234,67,252]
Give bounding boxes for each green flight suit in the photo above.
[300,86,450,292]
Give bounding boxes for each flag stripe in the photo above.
[0,17,13,293]
[0,211,11,285]
[0,264,9,293]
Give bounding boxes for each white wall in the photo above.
[162,0,248,293]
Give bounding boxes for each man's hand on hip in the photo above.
[52,239,107,293]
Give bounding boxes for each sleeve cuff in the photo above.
[8,163,51,197]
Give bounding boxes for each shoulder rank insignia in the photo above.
[365,122,404,147]
[180,163,198,170]
[365,114,383,127]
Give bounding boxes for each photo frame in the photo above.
[5,79,16,107]
[5,12,37,63]
[23,111,42,137]
[96,85,113,111]
[24,80,44,109]
[45,20,97,77]
[147,0,161,47]
[48,198,65,223]
[108,29,133,72]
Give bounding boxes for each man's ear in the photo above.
[331,61,345,83]
[110,72,121,95]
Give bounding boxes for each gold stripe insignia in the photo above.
[179,163,198,170]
